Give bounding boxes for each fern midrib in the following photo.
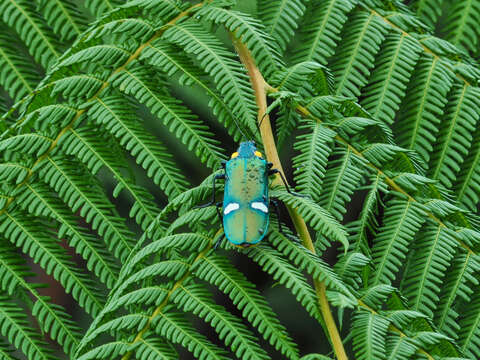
[0,254,80,348]
[51,0,82,36]
[306,0,338,61]
[431,84,467,180]
[8,0,59,58]
[372,201,411,286]
[0,46,34,93]
[386,336,404,360]
[69,128,157,227]
[451,0,473,45]
[324,149,351,214]
[437,252,470,330]
[46,155,134,255]
[267,0,289,37]
[138,338,171,359]
[353,175,380,252]
[369,34,406,121]
[408,58,437,150]
[25,182,118,283]
[335,12,375,95]
[455,142,480,204]
[413,225,442,310]
[177,284,262,358]
[0,303,50,359]
[95,96,184,197]
[461,305,480,353]
[4,211,103,310]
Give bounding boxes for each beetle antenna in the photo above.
[230,114,249,141]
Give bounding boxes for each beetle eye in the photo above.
[231,152,239,159]
[254,151,262,158]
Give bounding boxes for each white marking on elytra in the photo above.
[251,202,268,213]
[224,203,240,215]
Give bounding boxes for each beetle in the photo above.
[198,141,295,248]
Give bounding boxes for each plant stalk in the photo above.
[232,38,348,360]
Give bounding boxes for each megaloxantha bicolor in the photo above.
[198,141,298,248]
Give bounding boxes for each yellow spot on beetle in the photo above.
[254,151,262,158]
[231,152,239,159]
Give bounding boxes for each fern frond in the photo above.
[83,0,124,17]
[454,124,480,212]
[293,119,336,202]
[0,133,53,156]
[134,337,177,360]
[318,148,363,223]
[443,0,480,55]
[199,5,282,78]
[76,341,131,360]
[351,311,390,360]
[87,96,189,198]
[268,229,356,303]
[348,174,386,255]
[428,84,480,189]
[411,0,443,29]
[259,0,306,52]
[171,283,270,360]
[52,74,106,101]
[0,0,60,68]
[402,224,458,318]
[140,40,247,141]
[459,291,480,358]
[0,30,40,101]
[36,0,87,41]
[58,44,132,69]
[292,0,356,65]
[153,310,229,360]
[193,254,300,359]
[246,243,323,322]
[360,33,422,125]
[59,127,162,233]
[0,211,103,316]
[435,252,480,339]
[271,188,349,249]
[331,11,388,98]
[370,197,427,286]
[17,182,120,288]
[0,162,29,184]
[111,65,226,168]
[38,156,135,262]
[385,332,418,360]
[0,242,81,357]
[395,56,454,169]
[0,295,53,360]
[163,21,257,136]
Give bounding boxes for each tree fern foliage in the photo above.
[1,0,480,359]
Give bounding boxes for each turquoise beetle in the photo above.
[199,141,292,248]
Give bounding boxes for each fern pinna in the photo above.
[1,0,480,359]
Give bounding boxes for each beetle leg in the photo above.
[268,168,305,197]
[270,197,284,234]
[196,174,225,208]
[213,233,225,250]
[215,202,223,224]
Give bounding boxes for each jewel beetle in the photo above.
[198,141,296,248]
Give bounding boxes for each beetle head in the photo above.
[237,141,257,158]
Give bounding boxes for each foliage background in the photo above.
[1,0,480,359]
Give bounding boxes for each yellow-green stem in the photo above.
[232,38,348,360]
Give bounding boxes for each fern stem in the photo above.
[232,37,349,360]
